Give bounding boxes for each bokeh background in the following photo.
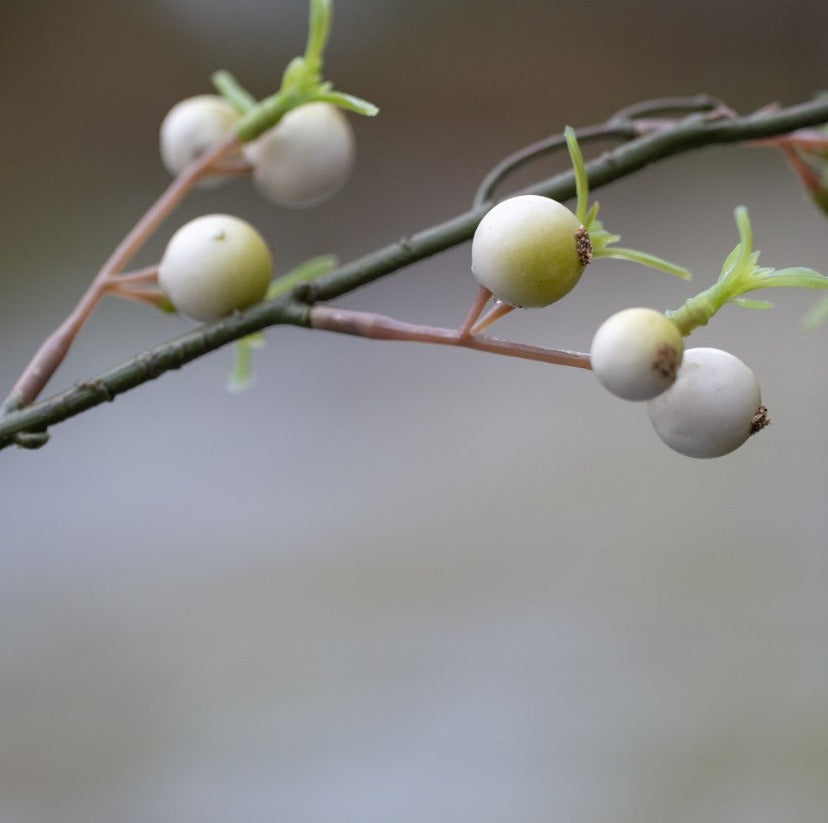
[2,1,827,821]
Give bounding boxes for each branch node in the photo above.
[292,280,319,304]
[140,351,165,380]
[76,378,115,403]
[13,430,50,450]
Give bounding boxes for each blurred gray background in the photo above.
[2,1,827,821]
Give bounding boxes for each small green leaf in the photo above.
[564,126,590,223]
[668,206,828,336]
[716,242,744,283]
[281,56,308,92]
[226,255,338,393]
[305,0,333,68]
[750,266,828,290]
[266,254,338,299]
[733,206,753,257]
[158,294,177,314]
[729,297,775,310]
[227,335,260,394]
[595,247,692,280]
[802,293,828,331]
[315,91,379,117]
[212,70,257,113]
[583,201,601,229]
[563,129,688,279]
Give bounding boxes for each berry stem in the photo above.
[108,286,168,310]
[309,305,592,369]
[457,284,493,337]
[470,302,514,335]
[104,265,160,286]
[666,287,724,336]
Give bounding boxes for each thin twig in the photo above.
[105,266,160,286]
[606,94,729,123]
[473,123,640,207]
[301,95,828,306]
[473,95,730,207]
[0,295,312,449]
[309,305,592,368]
[2,135,241,415]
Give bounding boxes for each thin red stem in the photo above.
[5,136,241,408]
[457,284,492,337]
[310,305,592,370]
[99,136,240,276]
[108,285,167,309]
[471,301,514,335]
[104,265,160,287]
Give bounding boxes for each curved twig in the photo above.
[473,94,731,207]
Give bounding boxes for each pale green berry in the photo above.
[158,214,273,322]
[647,347,769,458]
[471,194,590,308]
[591,308,684,401]
[243,102,355,207]
[159,95,239,185]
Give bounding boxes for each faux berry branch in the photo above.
[2,0,828,456]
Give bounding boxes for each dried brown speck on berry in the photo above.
[750,405,771,435]
[652,343,680,379]
[575,226,592,267]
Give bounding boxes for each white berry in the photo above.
[591,307,684,401]
[243,102,355,207]
[471,194,590,308]
[158,214,273,322]
[159,95,239,185]
[646,347,769,458]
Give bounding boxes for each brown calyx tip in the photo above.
[575,226,592,267]
[750,405,771,435]
[652,343,681,379]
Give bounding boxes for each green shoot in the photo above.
[229,0,378,144]
[563,127,691,280]
[667,207,828,336]
[227,255,338,392]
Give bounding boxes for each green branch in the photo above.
[302,97,828,303]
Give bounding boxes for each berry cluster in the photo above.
[156,95,356,321]
[464,187,824,459]
[591,308,766,458]
[152,100,823,459]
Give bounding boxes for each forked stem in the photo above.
[3,135,242,412]
[104,265,160,286]
[111,290,168,310]
[470,301,514,335]
[458,284,493,337]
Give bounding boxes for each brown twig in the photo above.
[310,305,592,369]
[2,135,241,414]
